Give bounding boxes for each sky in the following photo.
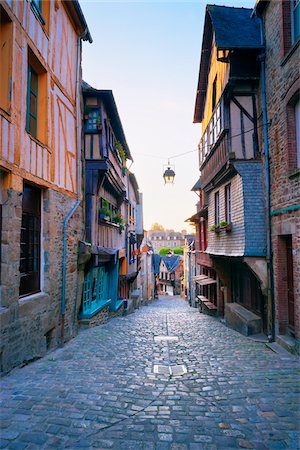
[80,0,255,232]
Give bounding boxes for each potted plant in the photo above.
[219,220,232,232]
[112,212,125,232]
[84,105,90,120]
[209,224,221,233]
[99,200,111,221]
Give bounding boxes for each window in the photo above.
[295,98,300,168]
[85,107,101,133]
[199,99,223,164]
[281,1,300,55]
[292,0,300,44]
[225,184,232,223]
[19,185,41,297]
[212,76,217,111]
[30,0,50,31]
[286,91,300,171]
[26,48,48,143]
[27,65,38,137]
[214,191,220,225]
[0,6,13,113]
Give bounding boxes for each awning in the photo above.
[185,206,208,223]
[192,274,217,285]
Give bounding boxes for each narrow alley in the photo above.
[0,297,299,450]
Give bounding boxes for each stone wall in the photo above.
[0,182,84,374]
[261,1,300,345]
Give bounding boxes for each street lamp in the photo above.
[163,160,175,184]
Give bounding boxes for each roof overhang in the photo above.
[63,1,92,43]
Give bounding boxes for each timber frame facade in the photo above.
[0,0,91,374]
[81,83,143,324]
[192,5,268,336]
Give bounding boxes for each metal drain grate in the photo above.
[154,335,179,342]
[153,364,187,376]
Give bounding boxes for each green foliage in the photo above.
[173,248,183,255]
[219,221,228,227]
[151,223,164,231]
[158,248,172,255]
[116,141,126,164]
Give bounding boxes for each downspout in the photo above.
[61,34,83,345]
[256,13,275,342]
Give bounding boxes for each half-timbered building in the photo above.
[81,83,143,323]
[0,0,91,373]
[193,5,268,336]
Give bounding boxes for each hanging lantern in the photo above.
[163,161,175,184]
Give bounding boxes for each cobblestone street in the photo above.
[0,296,299,450]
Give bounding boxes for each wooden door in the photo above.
[286,236,295,330]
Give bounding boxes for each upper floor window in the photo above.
[225,184,232,224]
[212,76,217,111]
[30,0,50,32]
[282,0,300,55]
[26,48,48,143]
[214,191,220,225]
[199,99,223,166]
[292,0,300,44]
[84,107,102,133]
[286,90,300,171]
[295,97,300,168]
[0,6,13,114]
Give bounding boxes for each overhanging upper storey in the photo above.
[193,5,262,124]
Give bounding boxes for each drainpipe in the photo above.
[255,13,275,342]
[61,34,84,345]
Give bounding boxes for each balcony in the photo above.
[96,220,124,250]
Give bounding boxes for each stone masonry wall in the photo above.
[261,1,300,343]
[0,184,84,374]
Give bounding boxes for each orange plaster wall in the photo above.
[0,0,80,196]
[201,42,230,132]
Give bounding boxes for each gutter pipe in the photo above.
[61,34,84,344]
[255,13,275,342]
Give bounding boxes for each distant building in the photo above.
[158,255,183,296]
[146,229,186,253]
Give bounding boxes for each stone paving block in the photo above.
[0,296,298,450]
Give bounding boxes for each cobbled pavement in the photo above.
[0,296,299,450]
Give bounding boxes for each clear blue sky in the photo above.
[80,0,255,232]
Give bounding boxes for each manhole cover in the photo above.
[154,335,179,342]
[153,364,187,376]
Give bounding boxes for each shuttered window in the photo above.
[19,185,41,297]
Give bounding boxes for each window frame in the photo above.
[19,184,41,298]
[26,64,39,138]
[30,0,46,26]
[225,183,232,224]
[214,191,220,225]
[0,6,13,114]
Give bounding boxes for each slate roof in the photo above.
[194,5,262,123]
[207,5,261,50]
[161,255,181,273]
[191,178,202,191]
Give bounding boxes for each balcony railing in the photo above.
[96,220,124,249]
[200,129,230,188]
